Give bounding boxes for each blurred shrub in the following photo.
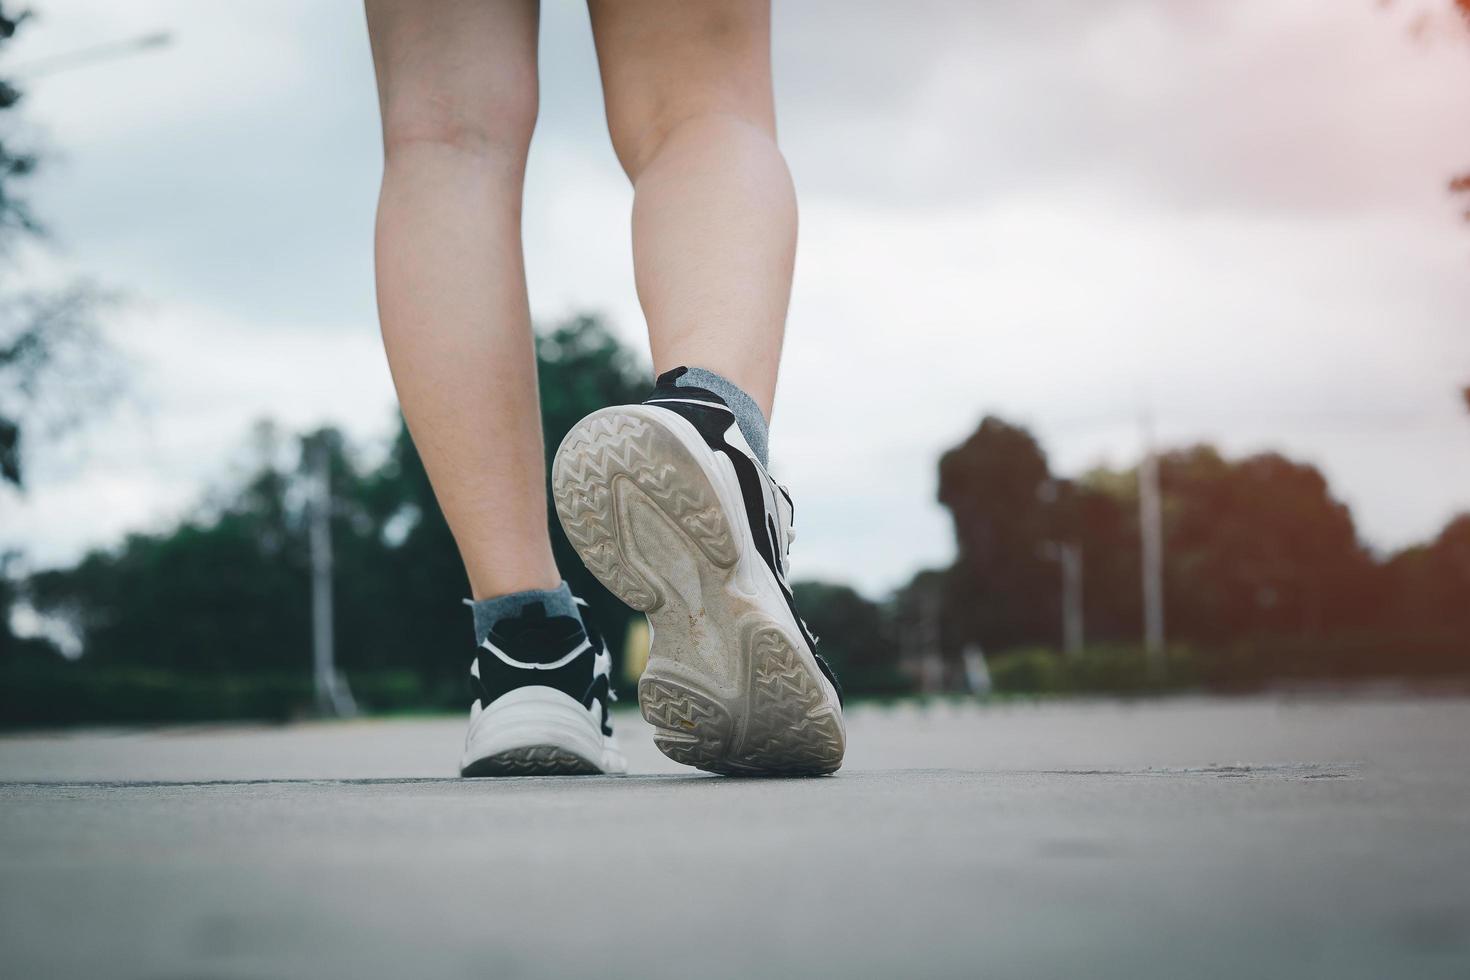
[791,580,916,698]
[835,664,914,699]
[0,654,446,729]
[987,648,1069,694]
[986,633,1467,697]
[1197,630,1468,689]
[988,644,1197,696]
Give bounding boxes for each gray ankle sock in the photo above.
[675,367,770,467]
[467,581,578,644]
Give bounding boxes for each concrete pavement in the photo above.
[2,695,1467,979]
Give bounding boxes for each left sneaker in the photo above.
[552,368,845,776]
[459,598,627,777]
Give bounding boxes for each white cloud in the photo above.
[5,301,396,567]
[5,0,1469,598]
[774,1,1470,213]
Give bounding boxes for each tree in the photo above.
[355,312,652,690]
[24,314,655,705]
[537,315,649,675]
[27,421,314,674]
[1391,0,1470,220]
[935,414,1394,667]
[0,6,36,242]
[0,6,118,491]
[1381,514,1470,639]
[1157,447,1377,644]
[0,286,119,489]
[937,416,1061,652]
[792,581,906,694]
[1449,0,1470,220]
[0,5,118,664]
[1070,472,1143,644]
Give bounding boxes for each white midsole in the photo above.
[460,685,626,774]
[627,405,844,713]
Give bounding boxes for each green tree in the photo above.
[23,314,654,713]
[537,315,648,675]
[792,581,907,695]
[28,421,313,674]
[0,5,118,664]
[0,6,36,243]
[0,7,117,491]
[347,313,651,691]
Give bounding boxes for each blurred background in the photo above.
[2,0,1468,726]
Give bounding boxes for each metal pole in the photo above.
[1060,542,1084,659]
[309,439,353,717]
[1139,416,1166,674]
[919,588,943,693]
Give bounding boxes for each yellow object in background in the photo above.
[622,616,651,685]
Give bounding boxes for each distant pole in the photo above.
[1042,541,1085,659]
[920,589,943,693]
[1060,542,1084,659]
[308,439,354,717]
[1138,415,1166,673]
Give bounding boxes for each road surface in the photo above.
[2,694,1467,979]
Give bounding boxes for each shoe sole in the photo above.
[459,686,626,777]
[552,406,845,776]
[461,746,603,778]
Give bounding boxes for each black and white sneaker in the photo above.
[459,598,627,777]
[552,367,845,776]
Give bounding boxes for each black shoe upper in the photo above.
[471,601,614,735]
[643,368,844,705]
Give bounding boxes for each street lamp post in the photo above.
[7,32,172,80]
[308,439,355,718]
[1138,415,1166,675]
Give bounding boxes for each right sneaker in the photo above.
[459,598,627,777]
[551,368,846,776]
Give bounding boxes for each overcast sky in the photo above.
[5,0,1470,596]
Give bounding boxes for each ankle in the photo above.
[466,581,580,645]
[467,557,562,604]
[666,365,772,468]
